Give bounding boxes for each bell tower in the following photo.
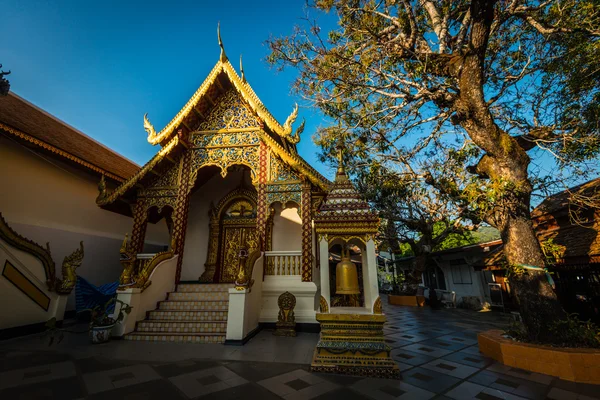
[311,144,399,378]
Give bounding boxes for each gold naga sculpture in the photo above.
[118,234,137,287]
[56,242,84,294]
[274,291,297,337]
[118,233,174,291]
[0,212,83,295]
[234,236,262,291]
[134,250,174,291]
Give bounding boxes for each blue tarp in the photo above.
[75,276,120,314]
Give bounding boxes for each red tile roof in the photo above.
[0,92,139,181]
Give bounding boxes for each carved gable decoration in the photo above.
[197,89,260,131]
[269,155,300,183]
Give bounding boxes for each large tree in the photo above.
[268,0,600,343]
[356,156,479,293]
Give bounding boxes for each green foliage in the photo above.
[472,226,501,243]
[507,314,600,348]
[432,221,477,251]
[548,314,600,348]
[540,238,566,264]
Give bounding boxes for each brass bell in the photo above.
[335,247,360,294]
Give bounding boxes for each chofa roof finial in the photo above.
[218,22,227,62]
[240,54,246,83]
[335,140,349,182]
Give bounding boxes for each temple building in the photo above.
[0,30,395,377]
[89,33,383,352]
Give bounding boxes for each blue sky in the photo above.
[1,0,337,177]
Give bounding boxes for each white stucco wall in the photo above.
[0,137,170,311]
[271,205,302,251]
[180,169,251,281]
[438,262,488,303]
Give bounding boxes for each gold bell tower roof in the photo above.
[314,144,379,233]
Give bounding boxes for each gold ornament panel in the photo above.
[197,89,260,131]
[219,226,258,283]
[189,146,259,186]
[269,155,299,182]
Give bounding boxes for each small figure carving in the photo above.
[274,291,297,337]
[119,234,137,286]
[96,175,107,202]
[57,242,84,294]
[0,64,10,96]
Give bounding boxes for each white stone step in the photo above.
[158,300,228,311]
[124,332,225,343]
[176,283,232,293]
[167,291,229,301]
[147,310,228,321]
[136,320,227,334]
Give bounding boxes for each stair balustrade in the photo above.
[264,251,302,276]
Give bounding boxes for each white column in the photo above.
[226,288,248,341]
[113,288,142,336]
[363,238,380,313]
[318,236,330,310]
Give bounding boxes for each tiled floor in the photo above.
[1,297,599,399]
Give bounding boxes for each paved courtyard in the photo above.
[1,298,598,400]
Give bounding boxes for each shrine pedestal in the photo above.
[310,311,400,378]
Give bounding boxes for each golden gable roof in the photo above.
[97,30,330,210]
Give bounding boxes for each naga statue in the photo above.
[119,234,137,286]
[56,241,84,294]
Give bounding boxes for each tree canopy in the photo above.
[268,0,600,344]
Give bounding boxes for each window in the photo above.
[452,265,472,284]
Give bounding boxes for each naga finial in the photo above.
[57,241,84,294]
[0,64,10,96]
[218,22,227,62]
[143,113,157,141]
[96,175,108,203]
[240,54,246,83]
[289,118,305,145]
[120,233,129,253]
[282,103,299,134]
[335,140,349,181]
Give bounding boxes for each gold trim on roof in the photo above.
[96,135,179,205]
[256,129,330,190]
[0,122,125,182]
[142,50,302,146]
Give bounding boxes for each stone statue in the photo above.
[274,291,297,337]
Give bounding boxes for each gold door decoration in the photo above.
[219,224,258,282]
[199,188,258,282]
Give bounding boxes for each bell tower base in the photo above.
[310,312,400,379]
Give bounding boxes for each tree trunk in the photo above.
[499,212,568,343]
[454,0,568,344]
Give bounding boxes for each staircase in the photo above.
[124,283,231,343]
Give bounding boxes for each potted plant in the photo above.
[45,297,132,345]
[87,297,132,344]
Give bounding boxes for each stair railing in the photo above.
[264,251,302,276]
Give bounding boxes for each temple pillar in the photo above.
[256,141,268,250]
[318,236,330,310]
[364,238,380,311]
[301,181,312,282]
[172,150,192,283]
[130,199,148,254]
